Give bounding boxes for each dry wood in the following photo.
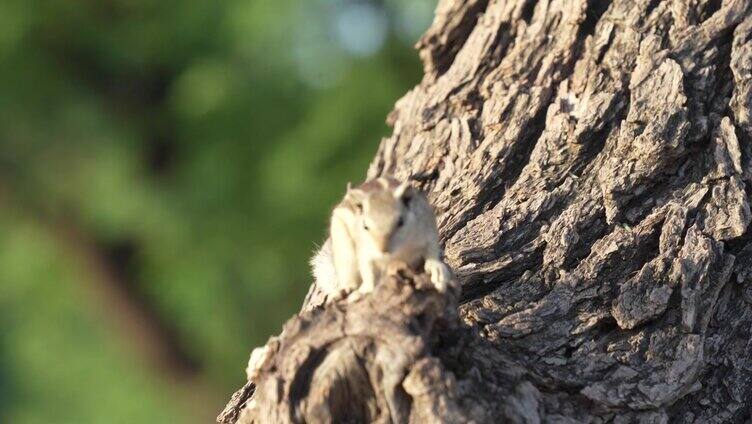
[221,0,752,421]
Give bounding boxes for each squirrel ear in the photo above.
[394,181,411,199]
[346,182,353,191]
[345,186,366,208]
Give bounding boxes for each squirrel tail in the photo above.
[310,238,337,294]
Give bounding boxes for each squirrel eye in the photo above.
[363,222,369,230]
[355,202,363,212]
[396,217,404,228]
[401,195,412,207]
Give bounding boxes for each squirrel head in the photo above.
[347,178,415,254]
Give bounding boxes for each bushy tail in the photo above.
[310,238,337,294]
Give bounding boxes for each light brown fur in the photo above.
[311,177,451,298]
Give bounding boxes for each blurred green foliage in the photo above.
[0,0,433,422]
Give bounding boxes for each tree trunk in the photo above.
[220,0,752,422]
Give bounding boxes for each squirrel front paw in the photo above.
[345,278,375,302]
[425,258,451,292]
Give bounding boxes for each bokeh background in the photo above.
[0,0,433,422]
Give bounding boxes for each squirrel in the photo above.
[246,178,451,387]
[311,176,452,298]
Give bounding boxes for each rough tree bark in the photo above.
[220,0,752,422]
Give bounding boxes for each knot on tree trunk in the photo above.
[219,271,469,424]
